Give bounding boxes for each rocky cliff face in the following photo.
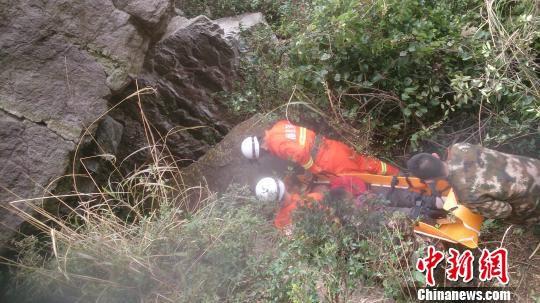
[0,0,268,249]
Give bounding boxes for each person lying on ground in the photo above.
[254,175,445,233]
[407,143,540,225]
[241,120,399,176]
[329,175,446,222]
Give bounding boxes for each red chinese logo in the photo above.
[478,248,509,284]
[416,246,509,286]
[416,246,445,286]
[446,248,474,283]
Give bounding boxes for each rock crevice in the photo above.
[0,106,74,143]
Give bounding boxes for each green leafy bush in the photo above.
[223,25,292,117]
[261,195,423,302]
[286,0,538,150]
[233,0,538,155]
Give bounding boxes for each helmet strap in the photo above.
[251,136,256,159]
[274,178,281,202]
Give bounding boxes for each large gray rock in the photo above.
[0,0,152,139]
[0,111,75,246]
[111,16,238,168]
[0,0,258,251]
[52,0,151,90]
[0,0,162,249]
[113,0,173,33]
[0,34,109,141]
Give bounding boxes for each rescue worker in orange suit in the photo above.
[255,177,325,231]
[241,120,400,176]
[255,176,444,233]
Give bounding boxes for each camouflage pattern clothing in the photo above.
[447,143,540,224]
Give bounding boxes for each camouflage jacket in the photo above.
[447,143,540,224]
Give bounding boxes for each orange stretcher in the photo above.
[334,173,484,249]
[337,173,452,196]
[413,189,483,249]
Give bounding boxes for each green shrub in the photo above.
[232,0,538,155]
[223,25,292,117]
[260,194,423,302]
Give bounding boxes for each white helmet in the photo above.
[241,136,260,159]
[255,177,285,202]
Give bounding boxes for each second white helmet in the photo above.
[255,177,285,202]
[241,136,260,159]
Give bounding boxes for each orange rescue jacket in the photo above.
[263,120,399,176]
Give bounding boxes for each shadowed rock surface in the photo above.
[110,16,238,169]
[181,114,290,206]
[108,13,268,171]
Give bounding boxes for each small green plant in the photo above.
[177,0,287,21]
[481,218,504,233]
[223,25,291,117]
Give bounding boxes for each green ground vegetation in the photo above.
[3,152,422,302]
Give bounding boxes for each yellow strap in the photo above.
[380,162,387,175]
[336,172,451,196]
[302,157,314,170]
[299,127,307,147]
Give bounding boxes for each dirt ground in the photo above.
[481,224,540,302]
